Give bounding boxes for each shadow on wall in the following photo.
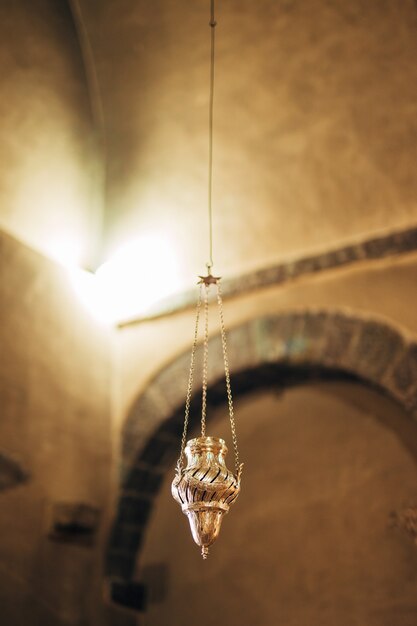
[0,451,29,492]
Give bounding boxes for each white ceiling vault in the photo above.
[1,0,417,319]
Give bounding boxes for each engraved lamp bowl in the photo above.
[171,436,242,558]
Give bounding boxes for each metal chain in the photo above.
[176,284,203,471]
[216,281,240,473]
[201,284,210,437]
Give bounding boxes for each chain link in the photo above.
[216,281,241,473]
[201,284,210,437]
[176,284,203,471]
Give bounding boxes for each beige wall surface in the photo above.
[1,2,417,624]
[0,0,101,268]
[140,383,417,626]
[80,0,417,276]
[0,230,114,626]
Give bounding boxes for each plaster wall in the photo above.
[0,230,114,626]
[0,0,102,268]
[80,0,417,277]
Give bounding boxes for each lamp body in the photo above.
[171,436,241,558]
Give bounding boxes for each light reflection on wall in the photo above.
[70,233,183,325]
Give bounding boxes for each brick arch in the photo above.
[105,309,417,609]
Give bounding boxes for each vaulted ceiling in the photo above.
[1,0,417,283]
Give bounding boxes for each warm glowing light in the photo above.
[97,234,182,321]
[47,236,85,268]
[69,268,110,324]
[71,234,182,324]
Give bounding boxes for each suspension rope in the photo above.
[207,0,217,270]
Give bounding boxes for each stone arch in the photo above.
[105,308,417,608]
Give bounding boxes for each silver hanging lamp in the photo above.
[171,0,243,560]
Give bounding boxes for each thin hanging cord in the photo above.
[207,0,217,270]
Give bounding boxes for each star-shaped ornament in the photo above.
[198,273,221,286]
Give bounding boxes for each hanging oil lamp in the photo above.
[171,0,243,560]
[171,273,243,559]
